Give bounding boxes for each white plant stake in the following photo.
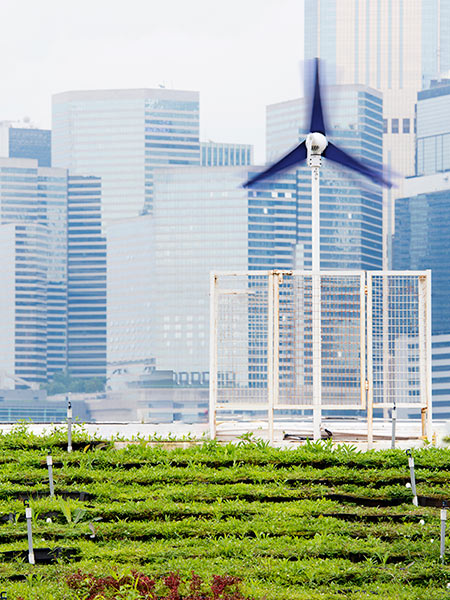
[441,501,447,564]
[25,501,35,565]
[391,401,397,450]
[406,450,418,506]
[47,451,54,497]
[67,398,73,453]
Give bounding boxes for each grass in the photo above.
[0,426,450,598]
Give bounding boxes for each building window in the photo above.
[403,118,410,133]
[383,119,388,133]
[392,118,399,134]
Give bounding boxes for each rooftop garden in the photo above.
[0,425,450,599]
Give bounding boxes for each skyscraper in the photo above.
[52,88,200,224]
[107,214,154,371]
[394,173,450,334]
[0,158,106,388]
[266,84,384,269]
[416,81,450,175]
[148,166,297,375]
[304,0,450,264]
[0,158,67,386]
[393,172,450,419]
[0,121,51,167]
[67,176,106,380]
[200,142,253,166]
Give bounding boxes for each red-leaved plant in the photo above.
[65,569,252,599]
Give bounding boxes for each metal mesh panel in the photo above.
[277,274,313,407]
[215,274,268,407]
[277,273,363,407]
[211,271,430,424]
[320,274,363,407]
[369,274,425,407]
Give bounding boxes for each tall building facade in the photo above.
[393,172,450,334]
[304,0,450,265]
[416,81,450,175]
[52,88,200,223]
[393,172,450,418]
[267,85,384,269]
[39,168,68,377]
[0,159,67,387]
[151,166,311,377]
[107,215,154,371]
[0,158,106,388]
[0,121,51,167]
[200,142,253,166]
[67,176,106,380]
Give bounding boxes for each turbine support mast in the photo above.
[308,151,322,442]
[242,58,393,443]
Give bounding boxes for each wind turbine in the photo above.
[243,58,392,441]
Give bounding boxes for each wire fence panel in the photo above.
[276,273,364,408]
[368,273,429,407]
[211,270,431,428]
[215,273,269,408]
[319,273,364,408]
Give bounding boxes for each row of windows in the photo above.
[383,118,414,134]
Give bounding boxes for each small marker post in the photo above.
[406,450,418,506]
[391,400,397,450]
[441,501,447,564]
[24,501,35,565]
[47,451,54,497]
[67,397,72,453]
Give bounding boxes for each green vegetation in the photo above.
[0,426,450,598]
[42,371,106,395]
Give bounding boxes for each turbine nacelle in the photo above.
[306,132,328,168]
[306,132,328,156]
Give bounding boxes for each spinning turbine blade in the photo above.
[323,142,392,188]
[309,58,326,135]
[243,142,307,187]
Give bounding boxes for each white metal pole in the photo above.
[25,502,35,565]
[441,501,447,564]
[418,275,428,438]
[209,273,218,440]
[67,398,72,453]
[360,273,366,410]
[407,451,419,507]
[382,274,390,420]
[391,401,397,449]
[271,272,280,444]
[311,163,321,442]
[366,273,374,448]
[426,271,433,438]
[47,452,54,497]
[268,272,275,442]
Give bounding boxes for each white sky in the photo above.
[0,0,304,163]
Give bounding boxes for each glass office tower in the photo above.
[267,85,384,269]
[304,0,450,265]
[0,121,51,167]
[67,176,106,380]
[151,166,296,376]
[200,142,253,166]
[416,82,450,175]
[52,88,200,224]
[0,159,67,386]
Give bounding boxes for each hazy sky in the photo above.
[0,0,304,164]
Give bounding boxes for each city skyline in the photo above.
[0,0,304,165]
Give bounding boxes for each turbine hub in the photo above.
[306,132,328,155]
